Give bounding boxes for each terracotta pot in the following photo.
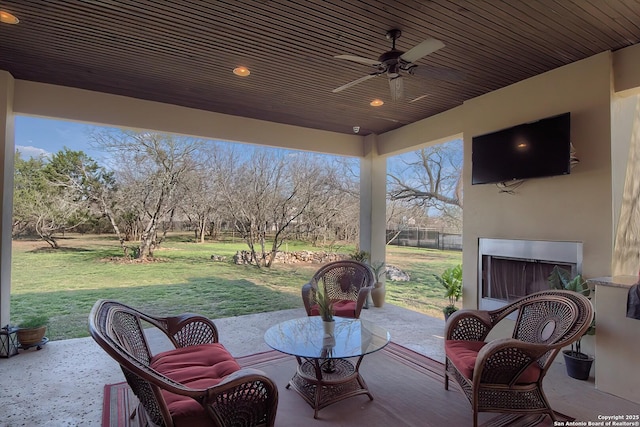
[17,326,47,347]
[371,282,386,307]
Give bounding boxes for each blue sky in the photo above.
[14,115,454,176]
[15,116,110,161]
[16,116,293,164]
[13,116,365,168]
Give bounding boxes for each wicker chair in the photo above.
[302,260,375,319]
[444,290,594,427]
[89,300,278,427]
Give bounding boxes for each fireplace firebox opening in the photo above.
[478,238,582,311]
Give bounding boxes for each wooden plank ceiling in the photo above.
[1,0,640,136]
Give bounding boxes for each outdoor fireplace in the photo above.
[478,238,583,311]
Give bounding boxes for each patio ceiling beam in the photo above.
[12,79,366,158]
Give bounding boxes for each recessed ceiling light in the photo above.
[233,66,250,77]
[370,99,384,107]
[0,10,19,24]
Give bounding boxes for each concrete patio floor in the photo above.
[1,303,639,426]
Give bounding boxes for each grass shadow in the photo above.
[29,246,92,254]
[10,275,302,341]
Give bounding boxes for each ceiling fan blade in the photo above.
[389,76,404,101]
[374,116,399,123]
[408,94,429,103]
[400,38,445,63]
[332,74,378,93]
[373,115,410,125]
[334,55,381,66]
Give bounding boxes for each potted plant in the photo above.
[349,249,370,263]
[311,282,335,335]
[16,314,49,349]
[434,264,462,320]
[370,261,386,307]
[547,265,596,380]
[349,250,373,308]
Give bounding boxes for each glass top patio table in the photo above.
[264,316,391,359]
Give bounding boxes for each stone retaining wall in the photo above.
[232,250,349,265]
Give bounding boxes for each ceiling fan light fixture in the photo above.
[233,66,250,77]
[0,10,19,24]
[389,77,404,101]
[370,99,384,107]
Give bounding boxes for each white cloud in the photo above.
[15,145,50,159]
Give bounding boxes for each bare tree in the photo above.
[311,156,360,244]
[179,159,222,243]
[297,163,359,246]
[33,187,87,248]
[387,140,463,210]
[93,130,203,260]
[211,146,339,267]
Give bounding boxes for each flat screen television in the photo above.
[471,112,571,185]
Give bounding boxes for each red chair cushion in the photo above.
[150,343,241,427]
[310,300,357,318]
[445,340,541,384]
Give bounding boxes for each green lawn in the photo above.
[10,234,462,340]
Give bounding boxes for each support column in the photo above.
[0,71,15,327]
[359,134,386,268]
[611,94,640,275]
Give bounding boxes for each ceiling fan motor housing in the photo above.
[378,50,404,76]
[332,28,445,99]
[378,50,403,64]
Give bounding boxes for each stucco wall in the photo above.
[462,52,614,313]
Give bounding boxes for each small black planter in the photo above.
[563,350,594,380]
[443,306,458,321]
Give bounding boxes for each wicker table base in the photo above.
[286,356,373,418]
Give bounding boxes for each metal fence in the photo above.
[386,228,463,251]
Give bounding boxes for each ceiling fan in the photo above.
[332,29,445,101]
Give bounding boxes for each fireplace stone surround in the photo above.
[478,238,583,311]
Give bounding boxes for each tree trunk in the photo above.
[199,217,206,243]
[101,204,130,257]
[43,235,59,249]
[138,218,157,260]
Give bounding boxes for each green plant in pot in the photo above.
[349,249,370,263]
[349,250,374,308]
[311,282,335,335]
[434,264,462,320]
[16,314,49,348]
[547,265,596,380]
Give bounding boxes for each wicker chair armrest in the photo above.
[161,313,220,348]
[473,338,552,387]
[204,368,279,427]
[355,285,372,318]
[445,309,493,341]
[302,281,316,315]
[131,366,278,426]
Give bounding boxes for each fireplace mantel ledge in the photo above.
[588,275,638,289]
